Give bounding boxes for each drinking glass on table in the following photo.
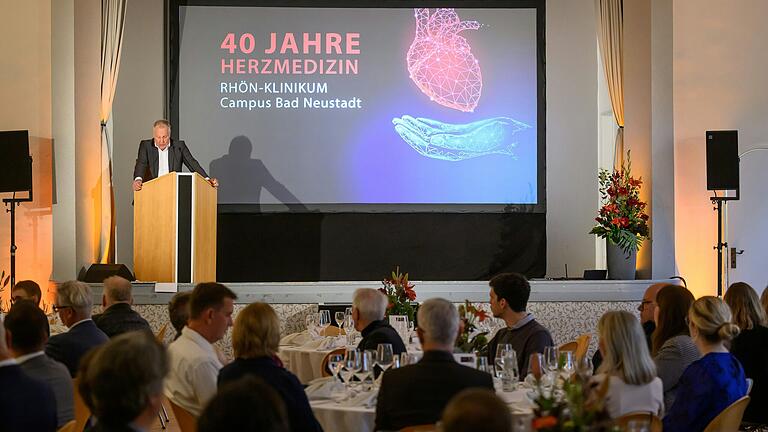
[500,350,519,391]
[559,351,575,379]
[377,344,394,372]
[495,344,513,378]
[341,349,360,391]
[355,350,374,391]
[335,311,345,329]
[345,306,353,319]
[577,356,594,378]
[543,346,559,376]
[327,353,344,382]
[305,314,319,338]
[344,315,356,345]
[476,356,492,374]
[319,310,331,335]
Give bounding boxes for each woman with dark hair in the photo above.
[651,284,699,409]
[663,296,747,432]
[724,282,768,424]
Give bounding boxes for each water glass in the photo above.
[501,350,519,391]
[559,351,575,379]
[335,311,345,329]
[327,353,344,381]
[355,350,374,391]
[543,346,559,375]
[495,344,513,377]
[528,353,545,379]
[319,310,331,334]
[577,356,594,377]
[476,356,492,374]
[342,349,360,390]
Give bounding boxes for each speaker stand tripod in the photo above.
[4,191,33,289]
[711,191,738,297]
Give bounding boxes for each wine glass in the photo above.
[355,350,374,391]
[577,356,594,378]
[319,310,331,335]
[345,306,353,319]
[335,311,345,330]
[543,346,559,375]
[344,315,356,345]
[559,351,575,379]
[501,349,519,391]
[305,313,319,338]
[529,352,545,380]
[341,349,360,393]
[327,353,344,382]
[377,344,394,372]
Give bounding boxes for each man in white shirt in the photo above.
[165,282,237,417]
[132,119,218,191]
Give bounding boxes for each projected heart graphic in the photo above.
[407,8,483,112]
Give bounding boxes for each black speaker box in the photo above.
[83,264,135,283]
[0,130,33,193]
[706,130,739,190]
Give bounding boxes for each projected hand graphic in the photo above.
[392,115,530,161]
[407,8,483,112]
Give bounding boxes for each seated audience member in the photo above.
[93,276,151,338]
[11,280,43,306]
[78,331,168,431]
[593,282,665,371]
[4,301,74,427]
[353,288,406,355]
[592,310,663,419]
[485,273,553,376]
[199,375,289,432]
[375,298,494,431]
[724,282,768,424]
[440,388,512,432]
[218,302,322,432]
[165,282,236,416]
[651,284,699,409]
[45,280,109,376]
[0,316,58,432]
[761,286,768,316]
[168,291,193,340]
[663,296,747,432]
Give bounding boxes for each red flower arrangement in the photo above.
[456,300,489,352]
[590,151,650,254]
[379,266,416,321]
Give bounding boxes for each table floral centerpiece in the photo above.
[456,300,490,353]
[379,266,416,322]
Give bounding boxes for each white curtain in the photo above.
[99,0,127,263]
[595,0,625,169]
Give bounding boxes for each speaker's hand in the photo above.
[132,179,143,191]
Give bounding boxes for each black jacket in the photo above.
[0,364,58,431]
[218,357,323,432]
[93,303,152,338]
[357,320,407,355]
[45,320,109,376]
[730,325,768,423]
[133,138,209,181]
[375,350,494,431]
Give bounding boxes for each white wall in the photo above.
[673,0,768,297]
[111,1,600,278]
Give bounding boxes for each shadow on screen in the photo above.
[209,135,306,212]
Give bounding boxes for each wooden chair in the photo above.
[616,411,662,432]
[400,424,437,432]
[320,348,347,377]
[575,333,592,361]
[320,325,344,336]
[57,420,77,432]
[703,396,750,432]
[747,377,754,395]
[558,340,578,353]
[72,377,92,432]
[168,399,198,432]
[155,322,169,343]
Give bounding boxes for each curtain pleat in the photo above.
[99,0,127,263]
[595,0,625,169]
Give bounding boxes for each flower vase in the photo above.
[606,240,637,280]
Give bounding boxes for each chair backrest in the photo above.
[155,322,169,343]
[72,377,91,432]
[615,411,662,432]
[320,348,347,377]
[168,399,198,432]
[746,377,753,395]
[400,424,436,432]
[575,333,592,361]
[57,419,77,432]
[320,325,342,337]
[703,396,751,432]
[558,341,578,353]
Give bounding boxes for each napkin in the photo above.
[341,390,378,408]
[305,377,345,400]
[280,331,311,347]
[301,336,346,350]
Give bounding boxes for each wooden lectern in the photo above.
[133,172,217,283]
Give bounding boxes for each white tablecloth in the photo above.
[308,388,533,432]
[280,345,337,384]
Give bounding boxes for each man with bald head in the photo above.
[93,276,151,338]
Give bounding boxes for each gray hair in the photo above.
[417,298,459,346]
[57,280,94,316]
[353,288,388,322]
[103,276,132,303]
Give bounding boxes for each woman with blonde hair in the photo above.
[724,282,768,424]
[593,310,663,418]
[218,303,321,432]
[663,296,747,432]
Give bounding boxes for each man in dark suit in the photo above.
[352,288,406,355]
[45,280,109,376]
[0,313,58,431]
[93,276,151,338]
[375,298,494,431]
[132,119,218,191]
[4,300,74,428]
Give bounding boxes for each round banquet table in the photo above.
[308,388,534,432]
[279,345,336,384]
